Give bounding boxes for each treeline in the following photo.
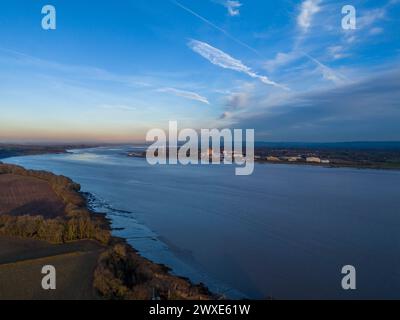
[94,243,214,300]
[0,145,66,160]
[0,163,111,244]
[0,214,110,244]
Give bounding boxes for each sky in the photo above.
[0,0,399,142]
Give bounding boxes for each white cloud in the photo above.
[225,91,251,110]
[224,1,242,16]
[305,53,346,85]
[157,87,210,104]
[358,8,386,29]
[327,46,350,60]
[188,39,288,89]
[219,111,232,120]
[262,49,346,86]
[369,27,384,35]
[341,0,399,45]
[225,69,400,141]
[297,0,321,32]
[264,51,300,72]
[342,3,391,44]
[173,0,259,55]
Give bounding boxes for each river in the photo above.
[5,146,400,299]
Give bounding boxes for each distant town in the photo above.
[127,143,400,170]
[1,142,399,170]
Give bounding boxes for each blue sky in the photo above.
[0,0,399,142]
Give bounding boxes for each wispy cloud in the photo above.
[358,8,386,29]
[220,0,242,16]
[304,53,347,85]
[188,39,288,89]
[369,27,384,36]
[327,45,350,60]
[342,0,399,44]
[264,51,301,72]
[227,69,400,141]
[0,48,215,106]
[172,0,259,55]
[219,111,232,120]
[98,104,138,111]
[297,0,321,32]
[0,47,153,88]
[262,1,345,85]
[157,87,210,104]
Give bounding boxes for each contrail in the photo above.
[302,52,347,85]
[171,0,261,56]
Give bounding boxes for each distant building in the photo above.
[232,152,244,159]
[232,152,245,163]
[306,157,321,163]
[266,156,280,162]
[283,156,301,162]
[203,148,221,160]
[321,159,330,164]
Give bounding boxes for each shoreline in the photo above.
[127,152,400,171]
[0,162,215,300]
[256,159,400,171]
[1,143,399,171]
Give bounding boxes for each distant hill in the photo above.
[0,145,67,159]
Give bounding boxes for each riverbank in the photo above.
[126,147,400,171]
[0,162,214,300]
